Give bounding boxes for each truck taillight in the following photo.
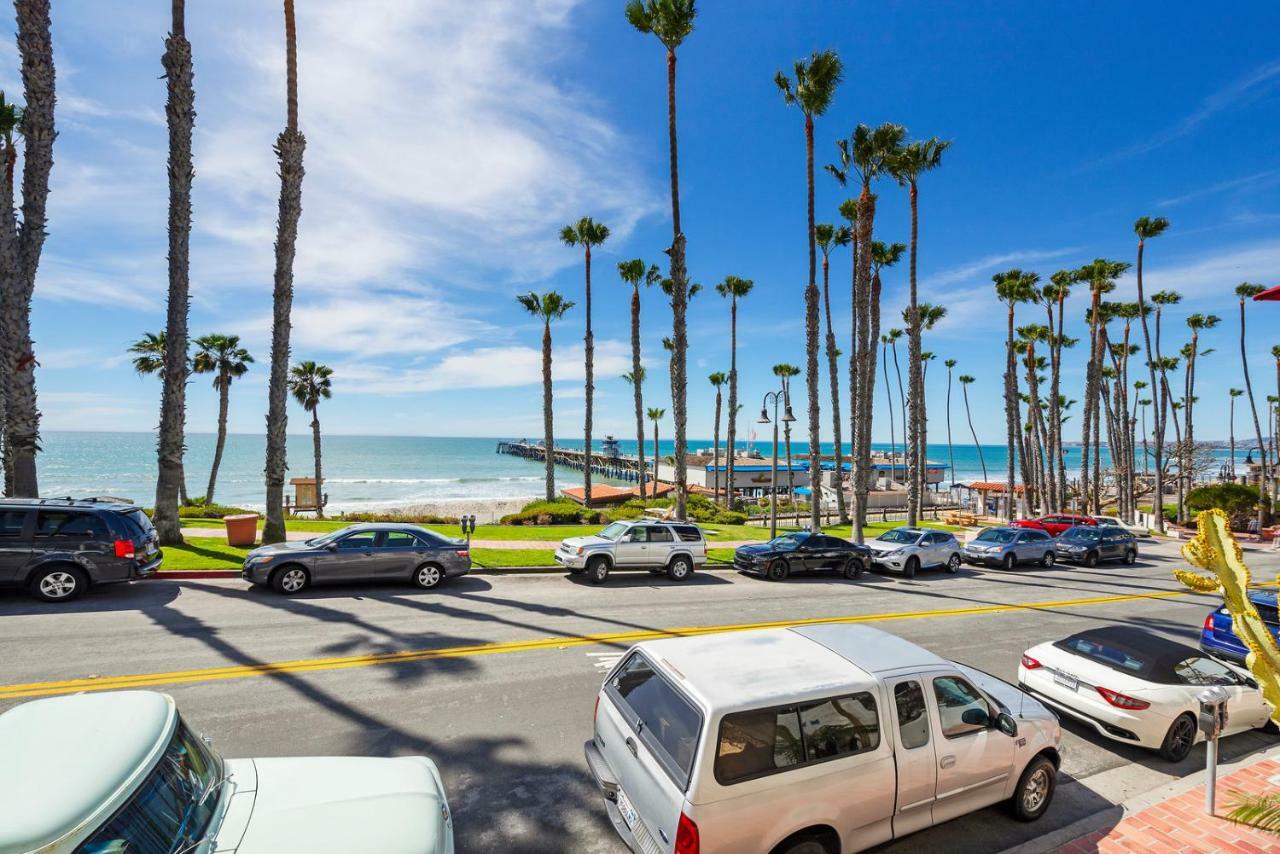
[675,812,699,854]
[1096,687,1150,710]
[1021,654,1042,670]
[114,539,136,559]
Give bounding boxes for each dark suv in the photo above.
[0,498,162,602]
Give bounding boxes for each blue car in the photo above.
[1200,589,1280,663]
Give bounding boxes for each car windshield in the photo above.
[304,528,354,547]
[767,534,806,552]
[597,522,629,541]
[80,719,223,854]
[877,529,920,545]
[1060,527,1101,542]
[975,529,1017,544]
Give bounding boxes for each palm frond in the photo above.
[1226,791,1280,834]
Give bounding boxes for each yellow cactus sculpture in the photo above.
[1174,508,1280,725]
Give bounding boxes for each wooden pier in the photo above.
[496,439,649,484]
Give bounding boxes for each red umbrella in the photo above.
[1254,284,1280,301]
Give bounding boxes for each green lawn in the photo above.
[160,541,249,571]
[469,548,556,567]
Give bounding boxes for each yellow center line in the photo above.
[0,587,1200,701]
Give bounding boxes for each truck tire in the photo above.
[1009,754,1056,821]
[586,556,610,585]
[667,555,693,582]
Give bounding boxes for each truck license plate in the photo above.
[1054,671,1078,691]
[615,788,638,829]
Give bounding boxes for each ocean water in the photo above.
[31,431,1244,511]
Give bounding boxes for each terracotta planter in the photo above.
[223,514,260,548]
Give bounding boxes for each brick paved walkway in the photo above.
[1054,758,1280,853]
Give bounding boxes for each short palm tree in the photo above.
[958,375,988,482]
[287,361,333,518]
[561,216,610,508]
[777,48,843,531]
[647,406,666,495]
[816,222,851,522]
[708,372,727,502]
[773,363,801,498]
[1229,388,1244,479]
[129,332,190,506]
[518,291,575,502]
[887,327,907,483]
[1235,282,1270,531]
[944,358,958,491]
[618,259,659,498]
[191,334,253,505]
[716,275,754,509]
[1134,216,1171,530]
[623,367,647,494]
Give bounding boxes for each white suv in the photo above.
[864,527,962,577]
[554,520,707,584]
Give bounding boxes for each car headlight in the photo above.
[252,555,274,565]
[884,548,904,557]
[575,546,585,556]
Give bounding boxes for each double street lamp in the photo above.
[759,385,796,540]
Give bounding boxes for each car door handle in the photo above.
[362,551,375,556]
[625,737,638,757]
[940,755,956,769]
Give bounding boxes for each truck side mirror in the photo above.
[996,712,1018,737]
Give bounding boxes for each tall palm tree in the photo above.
[0,0,56,498]
[816,222,851,523]
[287,361,332,518]
[776,49,842,531]
[1133,216,1170,530]
[192,334,253,505]
[887,327,907,483]
[908,302,947,513]
[1229,388,1244,480]
[518,291,575,502]
[773,363,801,498]
[708,372,726,502]
[890,136,950,526]
[128,332,191,505]
[837,197,860,510]
[560,217,610,509]
[716,275,753,509]
[626,0,696,521]
[1133,379,1150,477]
[647,406,666,496]
[1150,288,1182,520]
[153,0,196,546]
[882,332,900,487]
[0,92,20,492]
[958,374,988,482]
[944,358,958,493]
[1077,259,1130,513]
[1235,282,1270,531]
[618,259,659,498]
[1179,312,1219,519]
[827,123,906,540]
[263,0,307,544]
[1138,392,1152,477]
[1042,270,1075,511]
[994,269,1040,520]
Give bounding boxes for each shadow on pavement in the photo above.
[0,578,182,616]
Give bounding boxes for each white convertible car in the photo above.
[1019,625,1275,761]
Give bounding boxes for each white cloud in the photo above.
[923,248,1078,289]
[1114,239,1280,301]
[1158,170,1280,208]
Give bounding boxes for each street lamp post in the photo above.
[759,386,796,540]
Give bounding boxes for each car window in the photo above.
[878,529,920,544]
[0,509,27,537]
[672,525,702,543]
[800,694,880,758]
[648,526,674,543]
[624,527,649,543]
[1174,656,1241,686]
[976,529,1016,544]
[895,681,930,750]
[337,532,379,550]
[768,534,806,551]
[1056,637,1146,674]
[1024,530,1050,542]
[380,531,420,548]
[715,706,804,784]
[1061,527,1101,542]
[116,509,155,538]
[34,511,107,539]
[1253,599,1280,626]
[609,654,702,786]
[932,676,993,738]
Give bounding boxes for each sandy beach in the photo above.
[374,496,538,523]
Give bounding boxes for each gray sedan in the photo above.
[241,524,471,594]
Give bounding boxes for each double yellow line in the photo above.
[0,588,1197,701]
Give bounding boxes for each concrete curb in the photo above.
[155,562,741,580]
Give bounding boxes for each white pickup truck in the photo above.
[585,624,1061,853]
[554,519,708,584]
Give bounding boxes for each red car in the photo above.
[1014,514,1097,537]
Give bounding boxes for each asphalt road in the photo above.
[2,538,1277,853]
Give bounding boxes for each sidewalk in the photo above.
[1049,754,1280,853]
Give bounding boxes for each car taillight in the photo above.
[1021,654,1042,669]
[114,539,136,559]
[1096,687,1150,710]
[455,550,469,558]
[675,812,699,854]
[1204,613,1215,631]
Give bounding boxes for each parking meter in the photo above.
[460,514,476,544]
[1197,685,1230,814]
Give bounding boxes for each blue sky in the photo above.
[6,0,1280,445]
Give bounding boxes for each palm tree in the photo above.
[909,302,947,514]
[837,197,860,511]
[958,375,988,481]
[263,0,307,544]
[716,275,753,510]
[776,49,843,531]
[0,91,21,492]
[827,123,906,540]
[816,222,851,523]
[882,332,899,487]
[1179,312,1219,519]
[191,334,253,505]
[647,406,666,497]
[890,136,950,526]
[773,363,801,498]
[1229,388,1244,480]
[626,0,696,521]
[128,332,191,505]
[887,328,907,484]
[153,0,196,546]
[1077,259,1130,513]
[618,259,659,498]
[1042,270,1076,511]
[1138,393,1153,477]
[1133,216,1170,530]
[560,217,610,509]
[1132,379,1150,477]
[708,372,727,502]
[288,361,332,518]
[518,291,575,502]
[994,269,1040,520]
[1235,282,1270,531]
[944,358,958,493]
[1150,288,1182,521]
[0,1,56,498]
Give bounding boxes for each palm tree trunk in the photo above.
[652,419,660,500]
[311,407,323,519]
[906,181,921,526]
[630,286,645,499]
[154,0,194,546]
[883,342,895,491]
[945,365,955,496]
[712,389,722,503]
[784,420,795,499]
[864,266,883,527]
[852,187,879,543]
[1229,396,1236,481]
[1239,299,1270,532]
[726,298,738,509]
[848,231,861,538]
[802,113,823,531]
[892,340,907,489]
[542,320,555,502]
[263,0,306,545]
[963,384,987,482]
[1135,238,1165,531]
[0,142,13,495]
[583,244,594,508]
[822,254,848,524]
[206,373,231,504]
[665,46,689,521]
[1004,305,1017,521]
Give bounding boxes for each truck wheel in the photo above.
[767,559,790,581]
[1009,755,1056,821]
[587,556,610,585]
[903,557,918,579]
[31,565,87,602]
[1159,714,1196,762]
[667,555,693,582]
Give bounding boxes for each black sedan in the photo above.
[733,532,871,581]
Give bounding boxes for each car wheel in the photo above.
[272,565,309,595]
[586,556,610,585]
[1124,549,1137,565]
[1010,755,1056,821]
[946,553,961,574]
[844,557,865,580]
[413,563,444,590]
[667,555,693,582]
[903,557,918,579]
[767,559,790,581]
[1160,714,1197,762]
[31,566,87,603]
[776,836,833,854]
[1041,551,1056,568]
[1085,551,1100,568]
[1002,553,1017,571]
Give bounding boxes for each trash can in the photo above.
[223,514,259,548]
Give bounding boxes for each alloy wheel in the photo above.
[280,568,307,593]
[1022,766,1051,813]
[417,566,442,588]
[39,571,78,599]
